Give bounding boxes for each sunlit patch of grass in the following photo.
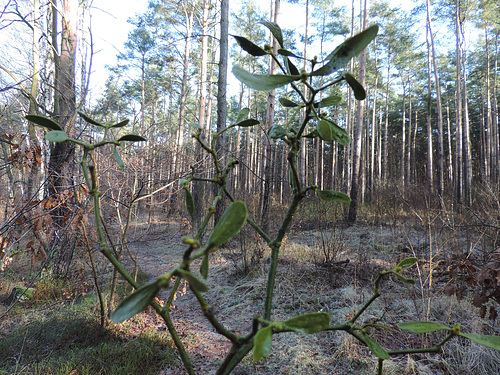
[0,306,177,375]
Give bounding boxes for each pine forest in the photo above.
[1,0,500,374]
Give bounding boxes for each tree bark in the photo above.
[455,0,463,204]
[48,0,78,275]
[193,0,211,228]
[425,12,434,195]
[213,0,229,223]
[261,0,279,232]
[347,0,369,223]
[427,0,444,201]
[173,4,194,180]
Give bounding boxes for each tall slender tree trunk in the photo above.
[455,0,463,204]
[427,0,444,201]
[485,26,492,181]
[493,33,499,184]
[300,0,310,186]
[193,0,211,228]
[344,0,356,194]
[382,50,390,184]
[463,69,472,206]
[369,41,378,200]
[446,101,453,184]
[27,0,42,199]
[406,80,412,185]
[425,17,434,194]
[348,0,369,223]
[213,0,229,223]
[401,80,406,188]
[261,0,279,232]
[173,5,194,179]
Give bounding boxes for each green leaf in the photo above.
[118,134,147,142]
[206,201,248,250]
[391,271,416,284]
[363,333,390,359]
[253,326,273,362]
[344,72,366,100]
[317,120,334,141]
[200,254,209,279]
[269,125,289,139]
[184,187,195,217]
[110,282,160,322]
[259,21,284,48]
[316,189,351,204]
[324,119,351,146]
[114,146,125,171]
[314,95,342,108]
[279,97,299,108]
[237,119,260,127]
[311,25,379,77]
[283,312,331,334]
[396,257,418,270]
[177,269,208,293]
[397,321,451,333]
[460,333,500,350]
[77,111,105,127]
[286,57,300,76]
[278,48,298,57]
[110,119,130,128]
[236,108,250,124]
[26,115,64,131]
[231,35,267,56]
[232,66,300,91]
[46,130,70,143]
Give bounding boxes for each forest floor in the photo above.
[119,219,499,374]
[1,216,500,374]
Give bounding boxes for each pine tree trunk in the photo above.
[213,0,229,223]
[369,40,378,200]
[193,0,210,228]
[382,50,390,184]
[427,0,444,200]
[261,0,280,232]
[425,16,434,194]
[348,0,369,223]
[455,0,463,204]
[173,5,194,180]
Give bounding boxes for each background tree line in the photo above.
[1,0,500,267]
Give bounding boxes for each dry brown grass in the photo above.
[2,197,500,374]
